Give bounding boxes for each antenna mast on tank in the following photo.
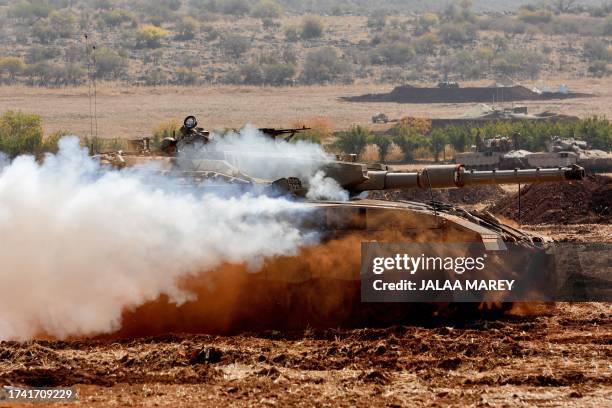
[84,34,93,140]
[92,45,99,138]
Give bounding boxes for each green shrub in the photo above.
[0,111,44,158]
[300,47,351,84]
[301,16,324,40]
[0,57,26,81]
[583,39,611,62]
[175,16,199,40]
[284,25,300,42]
[219,35,250,58]
[94,47,128,79]
[334,126,370,158]
[251,0,282,18]
[136,24,170,48]
[369,134,392,161]
[437,22,477,45]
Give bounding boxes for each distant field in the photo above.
[0,77,610,139]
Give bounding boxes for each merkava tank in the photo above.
[456,134,611,172]
[454,133,532,170]
[528,136,612,172]
[99,116,585,331]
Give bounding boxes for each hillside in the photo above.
[0,0,610,89]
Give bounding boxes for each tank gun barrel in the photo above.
[352,164,584,192]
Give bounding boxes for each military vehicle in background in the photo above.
[95,115,585,324]
[437,74,459,89]
[371,113,390,124]
[454,133,532,170]
[542,136,612,172]
[456,133,611,172]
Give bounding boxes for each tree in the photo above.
[334,126,370,158]
[176,16,199,40]
[391,126,428,161]
[429,129,448,162]
[136,24,170,48]
[0,57,26,81]
[370,134,391,161]
[301,16,324,40]
[219,35,251,58]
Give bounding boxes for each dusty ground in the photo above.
[0,78,611,138]
[0,303,609,407]
[0,223,610,408]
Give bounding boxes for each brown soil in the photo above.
[489,175,612,224]
[343,85,591,104]
[0,301,609,407]
[369,184,508,205]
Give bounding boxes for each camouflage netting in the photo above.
[488,175,612,224]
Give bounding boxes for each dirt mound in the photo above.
[343,85,591,104]
[369,184,508,205]
[488,175,612,224]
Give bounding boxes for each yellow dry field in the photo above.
[0,77,611,139]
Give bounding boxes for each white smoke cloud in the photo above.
[306,171,349,201]
[183,125,350,201]
[0,137,319,340]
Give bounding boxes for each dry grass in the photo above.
[0,77,610,139]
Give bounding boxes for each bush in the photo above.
[373,41,414,65]
[0,111,44,158]
[8,0,54,20]
[136,24,170,48]
[284,25,300,42]
[367,11,387,31]
[151,118,180,147]
[27,45,56,63]
[251,0,282,18]
[175,16,199,40]
[588,60,610,77]
[143,67,168,86]
[416,12,439,34]
[101,8,134,27]
[518,9,553,24]
[492,49,547,79]
[94,47,128,79]
[220,0,250,15]
[48,10,76,38]
[334,126,370,158]
[300,47,351,84]
[301,16,324,40]
[583,39,611,62]
[174,67,199,85]
[219,34,250,58]
[437,22,477,45]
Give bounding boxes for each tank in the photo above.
[454,133,532,170]
[97,116,586,330]
[529,136,612,172]
[456,134,611,172]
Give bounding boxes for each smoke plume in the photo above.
[0,137,325,340]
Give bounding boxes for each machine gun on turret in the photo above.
[258,127,311,142]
